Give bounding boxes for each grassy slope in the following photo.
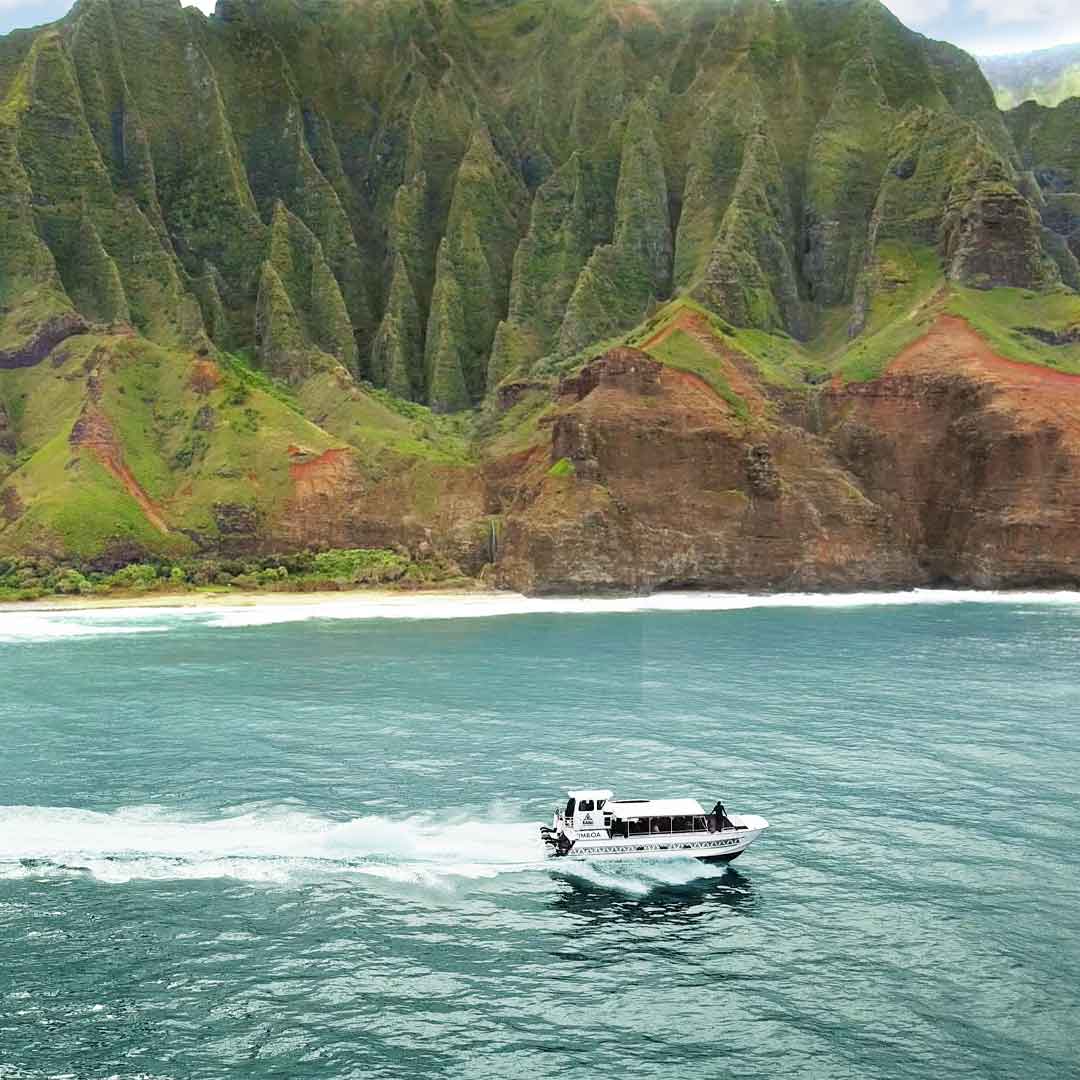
[828,244,944,381]
[946,287,1080,374]
[0,332,479,559]
[533,248,1080,399]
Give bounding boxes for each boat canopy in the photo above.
[607,798,705,818]
[566,789,613,802]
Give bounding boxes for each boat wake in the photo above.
[0,804,553,887]
[551,856,739,897]
[0,805,744,892]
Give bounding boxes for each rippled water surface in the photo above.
[1,593,1079,1079]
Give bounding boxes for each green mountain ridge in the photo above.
[4,0,1080,588]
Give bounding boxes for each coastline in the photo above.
[0,584,501,615]
[4,583,1080,621]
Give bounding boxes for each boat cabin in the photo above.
[563,789,614,833]
[559,792,736,837]
[605,797,713,837]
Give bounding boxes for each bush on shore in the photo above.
[0,549,471,601]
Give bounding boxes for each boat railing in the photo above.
[606,814,749,838]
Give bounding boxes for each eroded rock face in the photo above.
[493,347,917,593]
[945,187,1053,289]
[0,314,89,371]
[272,448,490,572]
[489,328,1080,593]
[823,316,1080,587]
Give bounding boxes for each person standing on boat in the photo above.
[712,800,729,830]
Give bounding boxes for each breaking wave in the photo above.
[201,588,1080,628]
[3,587,1080,643]
[0,610,172,644]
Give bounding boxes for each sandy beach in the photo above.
[0,585,500,615]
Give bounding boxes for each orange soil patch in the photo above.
[288,447,350,482]
[609,1,662,28]
[189,359,221,395]
[664,366,734,411]
[885,314,1080,435]
[641,308,768,415]
[69,406,169,534]
[888,315,1080,388]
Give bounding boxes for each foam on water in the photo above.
[0,610,172,643]
[0,804,549,885]
[0,805,744,890]
[204,588,1080,628]
[553,855,737,897]
[4,587,1080,643]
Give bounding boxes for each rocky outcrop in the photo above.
[273,447,489,570]
[823,316,1080,587]
[944,185,1053,289]
[0,313,88,370]
[489,326,1080,593]
[493,347,917,593]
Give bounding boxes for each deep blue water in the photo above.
[1,592,1078,1079]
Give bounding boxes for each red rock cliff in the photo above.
[488,325,1080,593]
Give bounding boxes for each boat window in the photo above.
[596,799,606,810]
[565,798,575,818]
[673,816,689,832]
[578,799,594,812]
[628,818,648,836]
[650,817,672,834]
[694,816,709,831]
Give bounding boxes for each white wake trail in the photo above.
[0,804,547,885]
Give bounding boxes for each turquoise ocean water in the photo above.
[1,591,1078,1079]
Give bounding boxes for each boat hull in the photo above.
[547,819,767,864]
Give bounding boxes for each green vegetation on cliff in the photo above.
[5,0,1080,574]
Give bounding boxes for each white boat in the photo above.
[541,789,768,863]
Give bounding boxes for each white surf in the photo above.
[3,587,1080,644]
